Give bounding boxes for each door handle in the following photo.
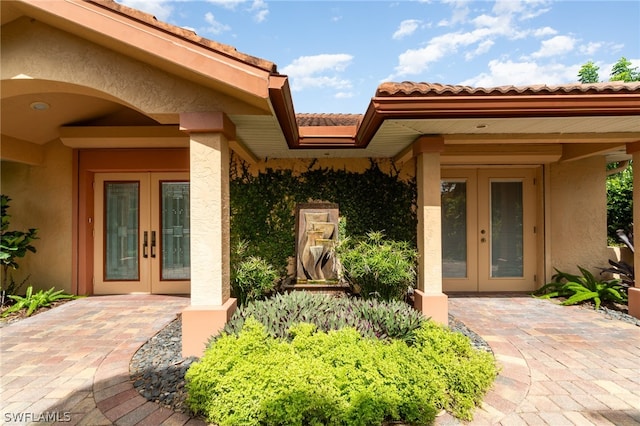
[143,231,149,258]
[151,231,157,258]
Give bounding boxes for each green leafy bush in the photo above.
[534,266,628,310]
[1,195,38,303]
[187,318,497,425]
[1,286,79,317]
[607,165,633,242]
[337,231,418,301]
[215,291,425,345]
[230,241,279,307]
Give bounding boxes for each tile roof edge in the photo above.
[376,81,640,97]
[86,0,278,74]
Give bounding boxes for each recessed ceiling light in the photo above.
[30,101,50,111]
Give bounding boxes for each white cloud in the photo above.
[281,54,354,92]
[204,12,231,34]
[465,40,494,60]
[206,0,268,22]
[532,26,557,37]
[249,0,269,22]
[206,0,244,10]
[530,35,576,58]
[116,0,174,21]
[335,91,354,99]
[459,59,579,87]
[437,0,470,27]
[393,19,422,40]
[579,41,603,56]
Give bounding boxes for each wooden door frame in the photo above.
[74,148,189,295]
[442,166,542,293]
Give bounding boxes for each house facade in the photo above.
[2,0,639,356]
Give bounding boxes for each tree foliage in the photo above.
[577,61,600,83]
[577,56,640,83]
[610,57,640,82]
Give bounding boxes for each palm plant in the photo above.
[534,266,627,310]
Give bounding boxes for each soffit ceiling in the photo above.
[233,114,640,159]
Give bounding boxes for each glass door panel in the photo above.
[160,181,190,280]
[441,180,468,278]
[104,182,140,281]
[490,181,524,278]
[94,173,151,294]
[151,173,190,294]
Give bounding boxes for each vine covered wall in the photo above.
[229,155,418,277]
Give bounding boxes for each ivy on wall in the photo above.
[230,158,417,277]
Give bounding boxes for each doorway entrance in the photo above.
[441,168,538,292]
[94,172,190,294]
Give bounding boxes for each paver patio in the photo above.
[1,294,639,425]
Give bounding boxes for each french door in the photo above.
[441,168,537,292]
[94,172,190,294]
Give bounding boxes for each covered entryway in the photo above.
[94,172,190,295]
[442,168,538,292]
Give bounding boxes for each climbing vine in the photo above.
[229,158,417,278]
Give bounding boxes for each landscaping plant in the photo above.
[230,240,279,307]
[1,286,79,318]
[534,266,628,310]
[216,291,425,345]
[187,318,497,426]
[337,231,418,301]
[0,195,38,305]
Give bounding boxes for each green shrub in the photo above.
[534,266,628,310]
[607,164,633,242]
[215,291,425,345]
[1,286,79,317]
[187,318,497,425]
[337,231,418,301]
[230,241,279,307]
[1,194,38,304]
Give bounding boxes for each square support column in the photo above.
[413,136,448,324]
[629,147,640,319]
[180,112,237,357]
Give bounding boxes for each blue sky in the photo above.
[118,0,640,113]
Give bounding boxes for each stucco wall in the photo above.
[548,156,610,276]
[1,140,73,293]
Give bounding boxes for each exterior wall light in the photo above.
[30,101,50,111]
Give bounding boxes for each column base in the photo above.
[413,289,448,324]
[182,298,237,358]
[628,287,640,320]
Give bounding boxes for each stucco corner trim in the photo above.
[626,141,640,155]
[413,135,445,156]
[179,112,236,141]
[181,298,237,358]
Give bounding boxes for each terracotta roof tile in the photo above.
[88,0,277,73]
[296,113,363,127]
[376,81,640,97]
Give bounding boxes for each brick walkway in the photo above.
[0,295,202,426]
[443,295,640,425]
[1,294,639,425]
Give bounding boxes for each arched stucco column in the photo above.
[413,135,448,324]
[627,143,640,319]
[180,112,237,357]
